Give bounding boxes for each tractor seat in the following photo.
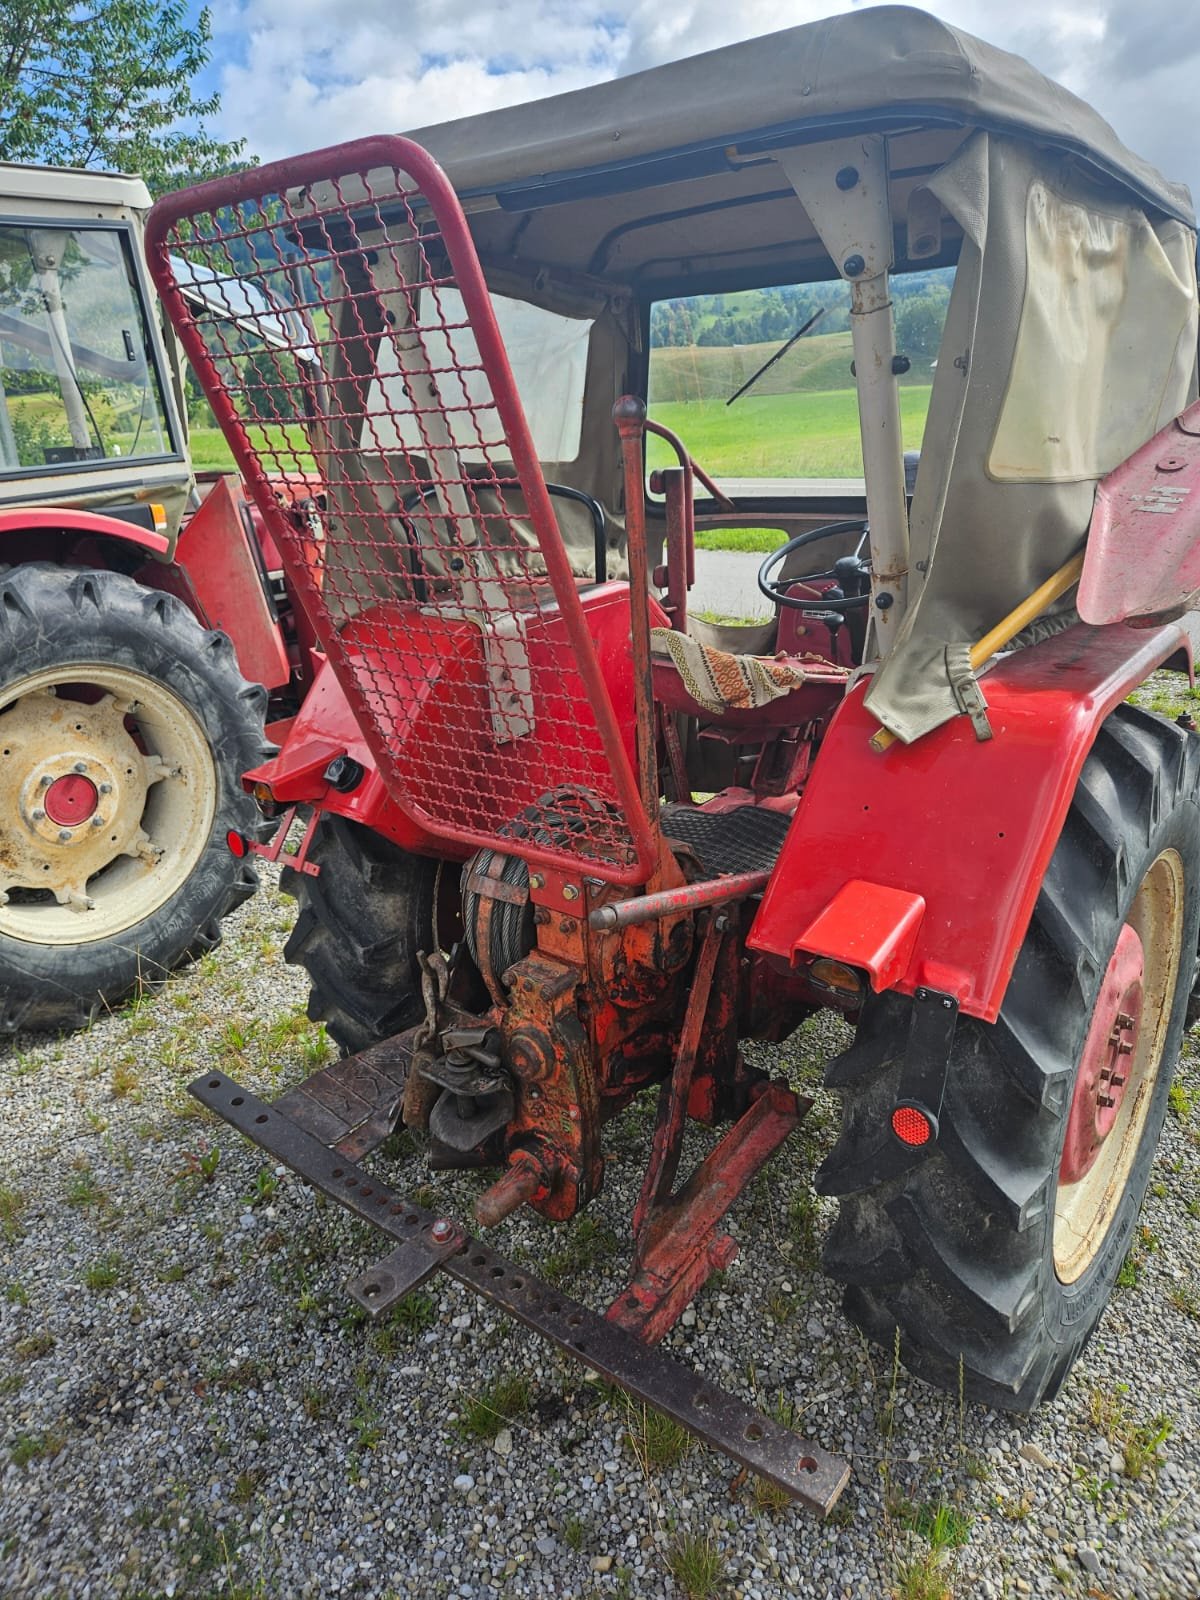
[650,626,849,730]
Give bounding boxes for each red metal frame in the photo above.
[173,475,291,690]
[1079,399,1200,626]
[749,617,1194,1022]
[145,137,657,886]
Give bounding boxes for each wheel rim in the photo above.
[1053,848,1185,1284]
[0,664,217,947]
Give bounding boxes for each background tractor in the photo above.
[0,159,321,1032]
[147,5,1200,1506]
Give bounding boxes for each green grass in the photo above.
[649,328,926,403]
[647,385,931,481]
[457,1375,531,1441]
[185,422,310,472]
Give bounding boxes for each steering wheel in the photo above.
[757,517,872,612]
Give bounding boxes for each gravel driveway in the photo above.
[2,861,1199,1600]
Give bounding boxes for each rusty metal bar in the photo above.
[589,869,771,931]
[189,1070,849,1515]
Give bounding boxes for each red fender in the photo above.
[747,618,1196,1022]
[0,506,171,557]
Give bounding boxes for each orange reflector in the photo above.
[149,502,168,533]
[891,1104,933,1147]
[809,958,864,996]
[226,829,249,858]
[251,781,275,806]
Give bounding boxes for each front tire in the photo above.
[818,704,1200,1410]
[281,814,437,1056]
[0,565,273,1033]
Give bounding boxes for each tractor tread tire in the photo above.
[0,564,274,1034]
[281,814,437,1056]
[818,703,1200,1412]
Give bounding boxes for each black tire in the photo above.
[281,814,437,1055]
[0,564,273,1033]
[818,704,1200,1411]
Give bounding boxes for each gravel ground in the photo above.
[3,691,1200,1599]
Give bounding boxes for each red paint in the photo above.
[174,476,291,690]
[0,507,170,557]
[1080,400,1200,625]
[146,136,657,885]
[794,879,925,989]
[44,774,98,826]
[1059,922,1144,1186]
[748,619,1191,1022]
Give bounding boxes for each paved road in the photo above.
[687,548,774,621]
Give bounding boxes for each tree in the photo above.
[0,1,245,193]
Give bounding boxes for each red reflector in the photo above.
[891,1105,933,1147]
[226,830,249,858]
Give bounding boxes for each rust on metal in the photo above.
[189,1070,849,1515]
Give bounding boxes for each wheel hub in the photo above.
[1060,923,1144,1186]
[2,685,167,914]
[43,771,100,827]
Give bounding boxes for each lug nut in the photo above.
[1110,1074,1126,1088]
[58,828,72,842]
[32,808,45,821]
[39,774,52,788]
[91,815,105,828]
[1116,1012,1135,1028]
[73,761,87,774]
[1117,1041,1134,1055]
[1098,1094,1115,1109]
[99,783,112,795]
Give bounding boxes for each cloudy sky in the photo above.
[191,0,1200,200]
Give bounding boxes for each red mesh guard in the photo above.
[146,136,655,883]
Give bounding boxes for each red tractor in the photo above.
[147,7,1200,1510]
[0,160,319,1031]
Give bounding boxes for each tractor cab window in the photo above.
[646,268,954,494]
[0,224,174,475]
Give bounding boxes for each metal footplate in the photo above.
[190,1071,850,1515]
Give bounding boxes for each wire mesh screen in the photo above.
[147,138,653,882]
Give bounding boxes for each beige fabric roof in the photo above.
[405,6,1191,229]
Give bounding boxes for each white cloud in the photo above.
[209,1,1200,200]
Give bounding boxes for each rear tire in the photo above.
[818,704,1200,1411]
[0,564,273,1033]
[281,814,437,1055]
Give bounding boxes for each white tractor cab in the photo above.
[149,6,1200,1463]
[0,162,311,1034]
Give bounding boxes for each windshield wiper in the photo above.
[725,306,827,406]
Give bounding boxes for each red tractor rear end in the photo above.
[146,8,1200,1509]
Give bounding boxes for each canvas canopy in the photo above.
[295,6,1199,740]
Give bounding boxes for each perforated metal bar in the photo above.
[190,1071,850,1514]
[147,138,656,882]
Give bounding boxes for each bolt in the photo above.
[58,828,72,842]
[1110,1074,1126,1089]
[842,252,866,277]
[430,1217,454,1244]
[529,873,544,890]
[1117,1041,1134,1055]
[875,592,894,610]
[91,815,105,828]
[39,774,52,788]
[714,912,731,933]
[73,761,87,774]
[562,883,579,902]
[835,165,860,191]
[1116,1012,1135,1028]
[99,783,112,795]
[1098,1095,1115,1109]
[32,808,45,821]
